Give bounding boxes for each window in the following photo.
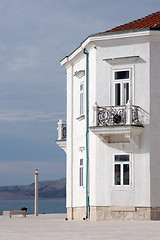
[114,154,131,186]
[80,83,84,115]
[79,159,83,187]
[114,70,130,105]
[115,71,129,80]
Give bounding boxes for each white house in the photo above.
[57,11,160,220]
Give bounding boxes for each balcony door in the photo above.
[114,70,131,106]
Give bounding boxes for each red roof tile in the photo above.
[103,11,160,34]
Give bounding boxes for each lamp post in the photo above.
[35,169,38,216]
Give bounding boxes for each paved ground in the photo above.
[1,213,160,239]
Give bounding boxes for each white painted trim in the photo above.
[113,68,131,105]
[60,30,160,66]
[56,140,67,152]
[90,125,143,148]
[90,125,144,135]
[112,152,133,190]
[74,70,85,78]
[104,56,139,64]
[112,66,135,105]
[76,115,85,121]
[79,81,84,116]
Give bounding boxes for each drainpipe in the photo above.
[83,48,89,219]
[70,64,74,220]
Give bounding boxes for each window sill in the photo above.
[111,185,134,191]
[76,115,85,121]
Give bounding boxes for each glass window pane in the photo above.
[123,164,130,185]
[80,167,83,186]
[81,167,83,186]
[115,155,129,162]
[115,83,120,105]
[80,93,83,115]
[124,82,129,104]
[79,168,81,186]
[80,84,83,91]
[80,159,83,166]
[115,71,129,80]
[115,164,121,185]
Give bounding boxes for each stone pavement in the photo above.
[0,213,160,239]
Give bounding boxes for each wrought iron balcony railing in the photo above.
[62,124,67,140]
[57,120,67,141]
[93,102,145,127]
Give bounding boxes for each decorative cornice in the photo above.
[103,56,139,65]
[74,70,85,78]
[60,30,160,66]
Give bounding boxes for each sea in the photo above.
[0,199,66,215]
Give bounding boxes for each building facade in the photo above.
[57,11,160,220]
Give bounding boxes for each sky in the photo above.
[0,0,159,186]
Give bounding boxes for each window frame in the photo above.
[112,67,134,106]
[79,158,84,187]
[113,153,132,187]
[80,82,84,116]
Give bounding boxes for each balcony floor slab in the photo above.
[56,140,67,152]
[90,125,144,147]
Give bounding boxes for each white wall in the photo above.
[150,36,160,207]
[64,32,157,209]
[66,65,73,208]
[92,36,151,207]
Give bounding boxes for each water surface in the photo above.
[0,199,66,215]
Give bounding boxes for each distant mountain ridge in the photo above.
[0,178,66,200]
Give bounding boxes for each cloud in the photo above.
[0,42,5,52]
[0,160,64,175]
[8,45,39,71]
[0,111,66,122]
[0,160,65,186]
[9,57,36,72]
[0,0,159,186]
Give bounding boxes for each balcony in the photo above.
[90,101,145,147]
[56,119,67,152]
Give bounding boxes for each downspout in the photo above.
[83,48,89,219]
[71,64,74,220]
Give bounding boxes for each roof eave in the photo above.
[90,27,151,37]
[60,28,160,66]
[60,36,91,66]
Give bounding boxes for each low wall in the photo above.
[67,206,160,221]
